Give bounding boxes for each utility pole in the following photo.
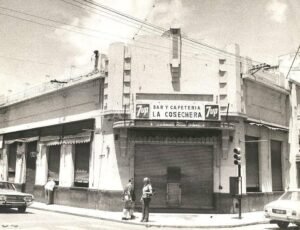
[286,45,300,79]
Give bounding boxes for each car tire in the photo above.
[18,206,26,213]
[277,221,289,229]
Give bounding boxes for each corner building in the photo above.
[0,28,296,213]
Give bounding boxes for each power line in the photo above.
[286,45,300,79]
[0,4,258,70]
[57,0,260,66]
[132,0,156,40]
[0,6,135,41]
[77,0,263,65]
[59,0,162,35]
[0,53,62,67]
[0,6,170,51]
[80,0,165,33]
[2,1,264,68]
[0,11,117,40]
[0,10,167,53]
[0,8,238,67]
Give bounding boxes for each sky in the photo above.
[0,0,299,96]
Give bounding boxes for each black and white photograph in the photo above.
[0,0,300,229]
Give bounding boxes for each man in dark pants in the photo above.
[141,177,152,222]
[44,179,55,205]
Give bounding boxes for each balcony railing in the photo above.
[0,70,102,107]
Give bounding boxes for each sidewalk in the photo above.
[29,202,269,228]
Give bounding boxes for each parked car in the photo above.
[264,189,300,229]
[0,181,34,213]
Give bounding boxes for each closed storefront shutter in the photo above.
[74,143,90,187]
[271,140,283,191]
[134,144,214,209]
[48,145,61,183]
[245,136,260,192]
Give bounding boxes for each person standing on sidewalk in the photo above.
[44,179,56,205]
[140,177,152,222]
[129,179,136,219]
[122,179,135,220]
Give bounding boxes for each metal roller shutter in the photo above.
[134,144,214,209]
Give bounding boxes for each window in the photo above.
[172,35,179,59]
[74,143,90,187]
[271,140,283,191]
[8,143,17,183]
[167,167,181,182]
[245,136,260,192]
[48,145,61,185]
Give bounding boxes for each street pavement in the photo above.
[30,202,268,228]
[0,208,141,230]
[0,203,300,229]
[0,208,299,229]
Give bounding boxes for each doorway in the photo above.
[24,142,37,194]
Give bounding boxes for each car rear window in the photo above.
[280,191,300,201]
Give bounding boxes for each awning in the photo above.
[5,136,39,145]
[39,136,61,146]
[247,121,288,132]
[62,132,91,145]
[113,119,235,130]
[40,132,91,146]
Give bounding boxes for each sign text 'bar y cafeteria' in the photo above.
[135,101,219,121]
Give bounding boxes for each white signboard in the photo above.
[135,101,219,121]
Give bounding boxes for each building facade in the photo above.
[0,29,297,213]
[279,52,300,188]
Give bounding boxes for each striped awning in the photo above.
[40,132,91,146]
[5,136,39,145]
[39,136,61,146]
[62,132,91,145]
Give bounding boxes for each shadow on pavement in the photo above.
[0,208,33,214]
[265,225,300,230]
[231,216,244,220]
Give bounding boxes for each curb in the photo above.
[29,205,269,228]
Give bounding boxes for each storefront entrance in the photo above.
[7,143,17,183]
[24,141,37,194]
[134,144,214,210]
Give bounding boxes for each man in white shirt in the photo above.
[44,179,56,205]
[141,177,152,222]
